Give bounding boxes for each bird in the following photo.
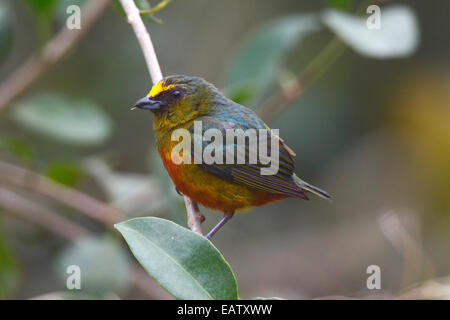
[132,75,330,239]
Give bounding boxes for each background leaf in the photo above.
[84,158,163,216]
[45,161,83,187]
[20,0,59,43]
[322,5,419,58]
[326,0,353,10]
[56,236,131,297]
[0,228,19,299]
[115,217,238,300]
[20,0,58,17]
[0,137,34,166]
[0,2,13,64]
[225,14,320,105]
[12,94,113,146]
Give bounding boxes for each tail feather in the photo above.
[293,175,331,200]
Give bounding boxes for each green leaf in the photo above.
[45,161,83,187]
[0,226,19,299]
[21,0,58,17]
[84,158,163,216]
[111,0,126,17]
[55,0,88,24]
[115,217,238,300]
[226,14,320,105]
[0,2,13,64]
[327,0,353,10]
[0,137,34,165]
[12,93,113,146]
[322,5,419,58]
[223,82,256,105]
[56,236,131,296]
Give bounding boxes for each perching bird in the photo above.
[133,75,330,239]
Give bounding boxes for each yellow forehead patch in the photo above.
[147,81,175,98]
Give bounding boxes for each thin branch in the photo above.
[0,0,111,111]
[0,160,120,225]
[119,0,162,82]
[119,0,204,235]
[184,197,205,235]
[257,37,346,121]
[257,0,379,121]
[0,188,89,241]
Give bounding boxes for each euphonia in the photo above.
[133,75,330,239]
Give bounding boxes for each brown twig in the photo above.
[119,0,205,235]
[184,197,205,235]
[0,0,111,111]
[0,160,120,225]
[257,37,346,122]
[257,76,306,122]
[0,187,89,240]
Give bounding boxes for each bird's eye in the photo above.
[171,90,182,99]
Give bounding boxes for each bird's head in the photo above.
[133,75,220,131]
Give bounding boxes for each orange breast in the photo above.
[157,147,285,213]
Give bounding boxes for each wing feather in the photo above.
[188,116,307,199]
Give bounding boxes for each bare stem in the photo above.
[0,160,121,225]
[0,0,112,111]
[0,188,89,241]
[184,197,205,235]
[119,0,204,235]
[257,37,346,121]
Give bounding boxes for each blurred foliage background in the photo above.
[0,0,449,299]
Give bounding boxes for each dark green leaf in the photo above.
[0,2,13,64]
[223,82,256,105]
[226,14,320,105]
[327,0,353,10]
[45,161,83,187]
[110,0,126,18]
[12,93,113,146]
[21,0,58,17]
[115,217,238,300]
[0,227,19,298]
[0,137,34,165]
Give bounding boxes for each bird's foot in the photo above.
[205,212,235,240]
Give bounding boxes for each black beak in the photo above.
[132,96,165,112]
